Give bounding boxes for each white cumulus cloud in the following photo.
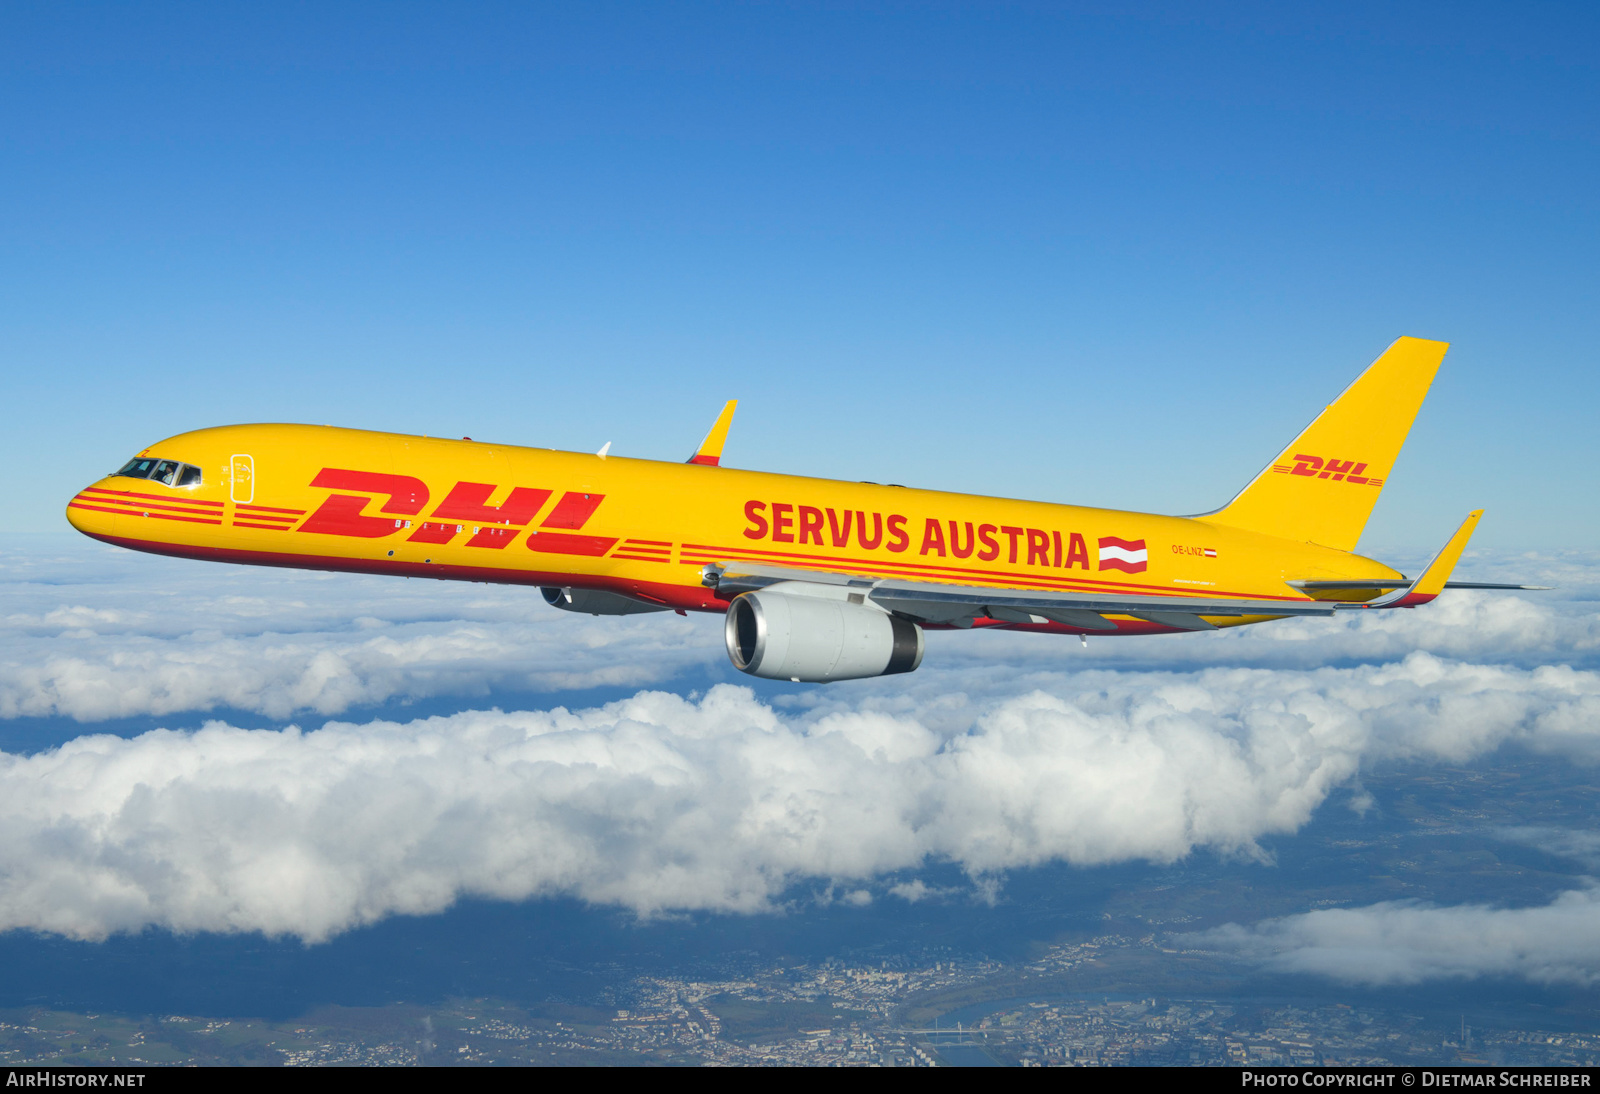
[1193,826,1600,987]
[4,537,1599,951]
[1,649,1596,942]
[1194,887,1600,986]
[0,537,722,719]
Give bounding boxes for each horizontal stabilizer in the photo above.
[1291,580,1552,592]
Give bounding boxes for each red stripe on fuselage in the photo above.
[79,492,224,519]
[74,530,1198,637]
[235,503,305,515]
[84,486,224,508]
[68,501,140,518]
[73,531,723,612]
[69,501,221,526]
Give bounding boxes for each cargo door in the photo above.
[230,454,255,504]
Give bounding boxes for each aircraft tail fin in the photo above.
[1199,336,1449,552]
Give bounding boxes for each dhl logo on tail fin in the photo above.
[1199,336,1447,552]
[1271,454,1384,486]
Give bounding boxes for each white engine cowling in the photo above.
[723,586,924,682]
[541,587,669,616]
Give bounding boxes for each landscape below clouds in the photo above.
[2,534,1599,995]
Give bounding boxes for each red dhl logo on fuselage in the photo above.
[294,469,615,557]
[742,500,1137,571]
[1271,453,1384,486]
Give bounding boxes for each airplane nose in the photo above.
[65,482,121,541]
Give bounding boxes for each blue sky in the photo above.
[2,5,1600,1008]
[3,2,1595,547]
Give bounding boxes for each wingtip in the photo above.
[688,399,738,465]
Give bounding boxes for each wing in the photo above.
[701,511,1533,631]
[701,561,1337,632]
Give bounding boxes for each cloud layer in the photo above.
[4,536,1599,970]
[1196,886,1600,987]
[1191,825,1600,987]
[3,649,1596,942]
[0,538,718,720]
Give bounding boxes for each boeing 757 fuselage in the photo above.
[66,338,1542,682]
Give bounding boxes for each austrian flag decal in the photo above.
[1097,536,1148,574]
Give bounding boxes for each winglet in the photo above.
[1361,510,1484,609]
[687,400,737,466]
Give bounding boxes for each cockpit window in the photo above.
[113,458,203,487]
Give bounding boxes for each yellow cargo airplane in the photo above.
[67,337,1542,682]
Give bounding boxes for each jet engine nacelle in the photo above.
[723,586,924,682]
[541,587,668,616]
